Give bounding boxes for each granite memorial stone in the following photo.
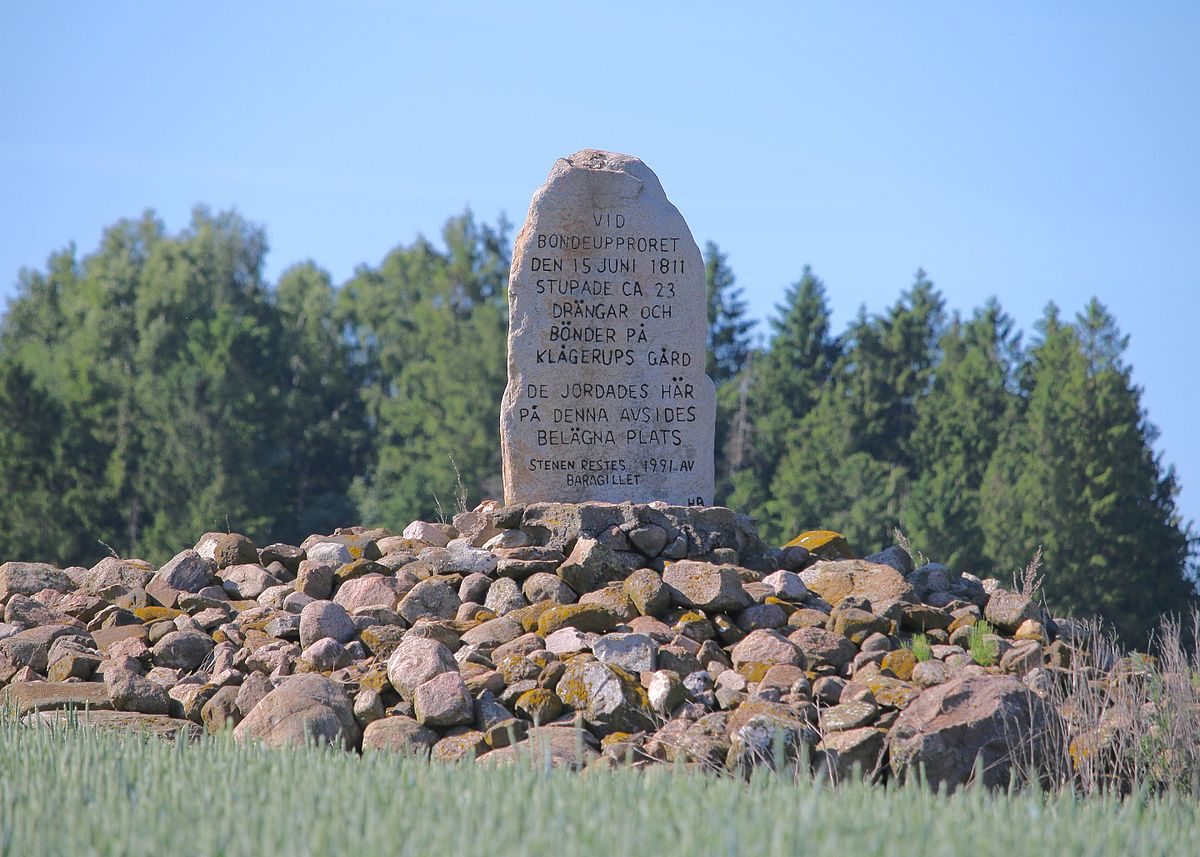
[501,149,716,505]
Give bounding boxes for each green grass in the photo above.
[1,718,1198,856]
[969,620,1000,667]
[905,633,934,662]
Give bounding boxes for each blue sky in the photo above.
[2,2,1197,531]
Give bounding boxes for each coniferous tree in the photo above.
[760,272,943,550]
[704,241,754,385]
[0,356,94,563]
[724,267,838,520]
[902,299,1021,570]
[981,302,1196,640]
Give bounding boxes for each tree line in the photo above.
[1,207,1194,639]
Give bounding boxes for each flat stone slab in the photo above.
[501,150,716,506]
[1,681,113,715]
[25,709,201,740]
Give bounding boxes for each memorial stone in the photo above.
[501,150,716,505]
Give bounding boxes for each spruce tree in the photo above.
[725,267,838,521]
[902,300,1021,570]
[703,241,754,385]
[981,302,1196,640]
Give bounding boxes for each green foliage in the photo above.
[0,207,1194,640]
[703,241,754,386]
[340,211,510,529]
[906,633,934,663]
[0,208,368,563]
[979,302,1196,641]
[969,620,999,667]
[3,718,1200,856]
[902,301,1021,571]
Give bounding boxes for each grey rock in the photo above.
[817,726,886,782]
[233,674,360,750]
[557,538,624,595]
[648,669,686,715]
[386,637,458,699]
[295,561,336,599]
[200,685,242,732]
[397,578,460,625]
[864,545,915,576]
[593,632,657,672]
[150,630,213,671]
[458,572,491,604]
[353,688,386,726]
[333,574,402,612]
[0,562,75,600]
[788,626,857,670]
[82,557,152,600]
[543,627,596,656]
[194,532,258,569]
[888,675,1059,791]
[623,568,670,616]
[522,572,576,605]
[555,659,655,736]
[302,637,352,671]
[305,542,354,567]
[299,600,355,649]
[762,570,808,601]
[235,673,274,716]
[105,667,171,715]
[663,561,750,612]
[629,523,670,557]
[985,589,1040,633]
[221,564,279,600]
[484,577,528,616]
[413,672,474,727]
[153,550,215,594]
[361,716,437,755]
[730,629,802,667]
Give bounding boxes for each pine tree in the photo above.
[902,300,1021,570]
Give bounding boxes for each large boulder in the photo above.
[662,561,750,612]
[194,532,258,569]
[556,538,625,595]
[333,574,403,612]
[0,562,75,600]
[233,674,360,750]
[387,637,458,699]
[299,600,356,649]
[556,659,655,736]
[887,675,1059,791]
[150,630,214,671]
[81,557,152,600]
[730,629,803,668]
[412,672,474,727]
[800,559,916,619]
[397,579,461,625]
[361,716,438,754]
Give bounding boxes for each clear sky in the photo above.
[2,2,1197,530]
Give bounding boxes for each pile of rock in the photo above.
[1,501,1066,790]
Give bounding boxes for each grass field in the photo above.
[1,718,1197,857]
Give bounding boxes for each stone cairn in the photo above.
[0,152,1072,789]
[1,504,1067,790]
